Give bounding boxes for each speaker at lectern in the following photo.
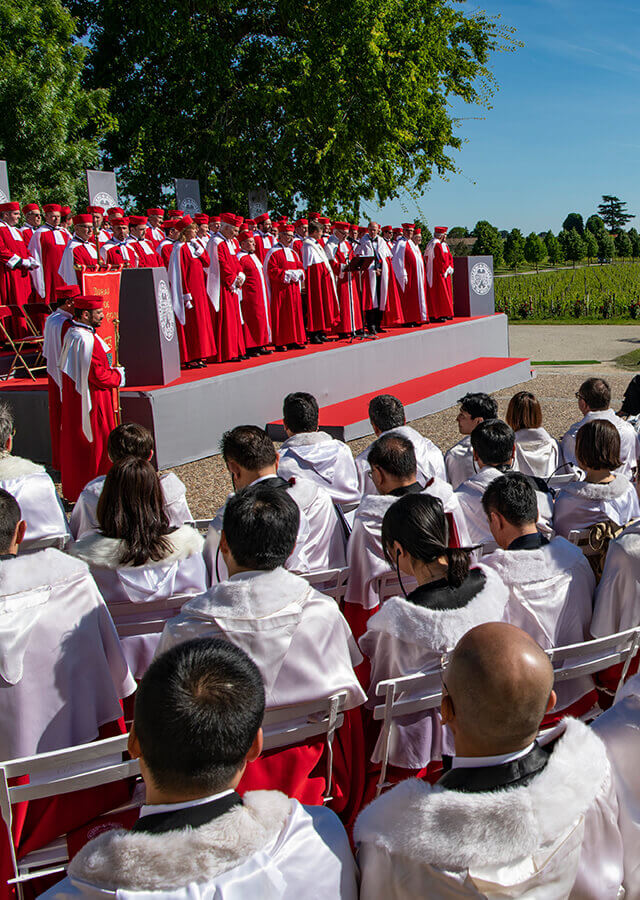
[118,268,181,386]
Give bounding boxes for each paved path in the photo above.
[510,324,640,362]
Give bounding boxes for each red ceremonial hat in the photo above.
[43,203,62,213]
[281,224,294,234]
[73,214,92,225]
[209,214,221,223]
[0,202,20,213]
[319,216,331,224]
[75,294,103,310]
[108,207,124,217]
[308,211,321,219]
[401,222,415,229]
[167,209,184,217]
[414,227,422,233]
[129,215,148,226]
[220,212,237,226]
[238,229,253,242]
[147,208,164,216]
[435,225,447,234]
[57,284,81,300]
[162,219,179,232]
[114,216,129,226]
[61,206,71,216]
[333,220,349,230]
[382,225,392,231]
[22,203,40,214]
[278,216,289,225]
[194,214,209,225]
[254,212,270,224]
[392,227,402,234]
[87,205,104,214]
[357,226,367,235]
[294,218,308,226]
[176,215,193,231]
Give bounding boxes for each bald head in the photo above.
[443,623,555,756]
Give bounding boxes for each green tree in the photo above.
[69,0,520,212]
[544,231,563,266]
[504,228,525,271]
[583,230,598,263]
[585,214,606,236]
[597,231,615,261]
[562,212,584,235]
[448,226,469,238]
[472,220,504,267]
[524,232,546,272]
[0,0,112,205]
[628,228,640,260]
[563,230,586,267]
[615,231,632,260]
[597,196,635,233]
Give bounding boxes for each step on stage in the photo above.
[4,314,531,469]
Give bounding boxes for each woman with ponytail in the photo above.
[359,492,509,779]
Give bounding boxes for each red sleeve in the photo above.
[89,341,123,389]
[217,242,240,289]
[267,252,289,285]
[199,249,211,269]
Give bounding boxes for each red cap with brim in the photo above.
[244,219,256,229]
[73,214,93,225]
[129,216,148,227]
[0,202,20,213]
[220,212,237,225]
[22,203,40,214]
[402,223,415,229]
[75,295,103,310]
[238,230,253,243]
[162,220,179,232]
[87,206,104,214]
[333,221,349,230]
[319,217,331,224]
[176,216,193,231]
[43,204,62,213]
[108,207,124,217]
[254,212,270,224]
[194,214,209,225]
[358,226,367,234]
[57,285,81,300]
[167,210,184,217]
[113,217,129,226]
[382,225,392,232]
[61,206,71,216]
[147,208,164,216]
[294,219,308,226]
[309,212,321,219]
[393,227,402,234]
[281,224,294,234]
[435,226,447,234]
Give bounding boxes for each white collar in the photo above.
[228,569,266,582]
[139,789,234,818]
[452,741,536,770]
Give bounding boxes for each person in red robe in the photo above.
[57,214,102,287]
[391,222,428,326]
[264,225,306,350]
[58,294,125,501]
[425,225,455,320]
[324,222,364,338]
[100,218,139,268]
[146,207,165,249]
[292,218,308,258]
[205,213,246,362]
[357,221,403,333]
[42,284,79,469]
[27,203,70,303]
[20,202,41,247]
[166,215,216,368]
[237,230,272,356]
[128,215,162,267]
[157,219,180,267]
[301,222,339,343]
[192,213,210,252]
[252,212,275,262]
[87,206,111,247]
[0,201,40,337]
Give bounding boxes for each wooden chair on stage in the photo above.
[0,307,46,381]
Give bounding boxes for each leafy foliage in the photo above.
[472,220,504,266]
[523,232,545,271]
[597,195,635,233]
[583,230,598,262]
[562,212,584,235]
[504,228,525,271]
[615,231,632,259]
[544,231,563,265]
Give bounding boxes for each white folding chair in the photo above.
[185,518,212,536]
[302,567,349,603]
[107,593,195,639]
[547,627,640,707]
[18,534,70,553]
[374,569,418,605]
[0,734,141,898]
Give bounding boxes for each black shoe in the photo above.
[275,345,286,352]
[319,333,328,342]
[309,334,322,344]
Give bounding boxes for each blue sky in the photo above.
[372,0,640,234]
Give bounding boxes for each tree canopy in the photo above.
[597,195,635,233]
[504,228,525,271]
[524,232,545,271]
[562,212,584,235]
[472,220,504,266]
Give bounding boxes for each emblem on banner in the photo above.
[182,197,200,215]
[470,262,493,295]
[0,189,7,204]
[93,191,116,211]
[158,280,175,342]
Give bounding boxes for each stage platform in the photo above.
[4,314,532,469]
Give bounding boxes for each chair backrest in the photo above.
[548,627,640,701]
[375,569,418,604]
[108,593,194,638]
[18,533,70,553]
[302,567,349,603]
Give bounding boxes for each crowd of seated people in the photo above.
[3,374,640,897]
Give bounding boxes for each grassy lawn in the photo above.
[615,348,640,369]
[510,317,640,325]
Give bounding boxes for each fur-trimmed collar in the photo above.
[355,719,608,869]
[559,474,631,501]
[0,547,88,595]
[0,454,45,478]
[365,566,508,649]
[70,524,203,570]
[281,431,336,447]
[184,567,313,619]
[483,536,586,584]
[68,791,292,892]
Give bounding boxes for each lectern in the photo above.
[453,255,495,317]
[119,268,181,386]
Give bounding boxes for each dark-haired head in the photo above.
[107,423,154,463]
[221,482,299,572]
[381,493,471,588]
[578,378,611,412]
[0,489,23,555]
[459,392,498,421]
[575,420,621,472]
[368,433,416,481]
[220,426,277,490]
[470,419,515,469]
[283,392,319,434]
[132,638,265,795]
[97,457,171,566]
[506,392,543,432]
[481,473,539,548]
[368,395,405,434]
[0,401,14,450]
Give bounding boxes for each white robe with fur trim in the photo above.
[592,519,640,638]
[0,454,70,550]
[445,435,475,490]
[561,408,640,479]
[156,567,366,712]
[41,793,358,900]
[359,565,509,769]
[355,425,447,497]
[513,427,562,480]
[69,471,193,540]
[483,537,596,712]
[593,673,640,896]
[277,432,360,507]
[0,549,135,760]
[70,525,207,679]
[355,718,624,899]
[344,484,471,611]
[553,474,640,539]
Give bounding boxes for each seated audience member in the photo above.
[561,376,640,478]
[70,423,192,539]
[455,419,553,547]
[506,390,561,479]
[354,394,446,495]
[445,392,498,489]
[359,493,508,776]
[554,420,640,539]
[356,623,624,898]
[482,473,596,717]
[70,458,207,679]
[43,638,358,900]
[159,484,366,811]
[277,391,360,507]
[205,425,347,579]
[0,401,69,550]
[345,434,470,638]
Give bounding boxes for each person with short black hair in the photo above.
[205,425,347,577]
[70,422,192,539]
[506,390,561,479]
[0,400,70,550]
[554,419,640,539]
[278,392,360,507]
[0,487,25,555]
[354,394,446,494]
[482,473,596,717]
[356,622,625,898]
[359,493,508,775]
[445,392,498,488]
[455,419,553,547]
[345,433,470,637]
[43,638,358,900]
[562,376,640,478]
